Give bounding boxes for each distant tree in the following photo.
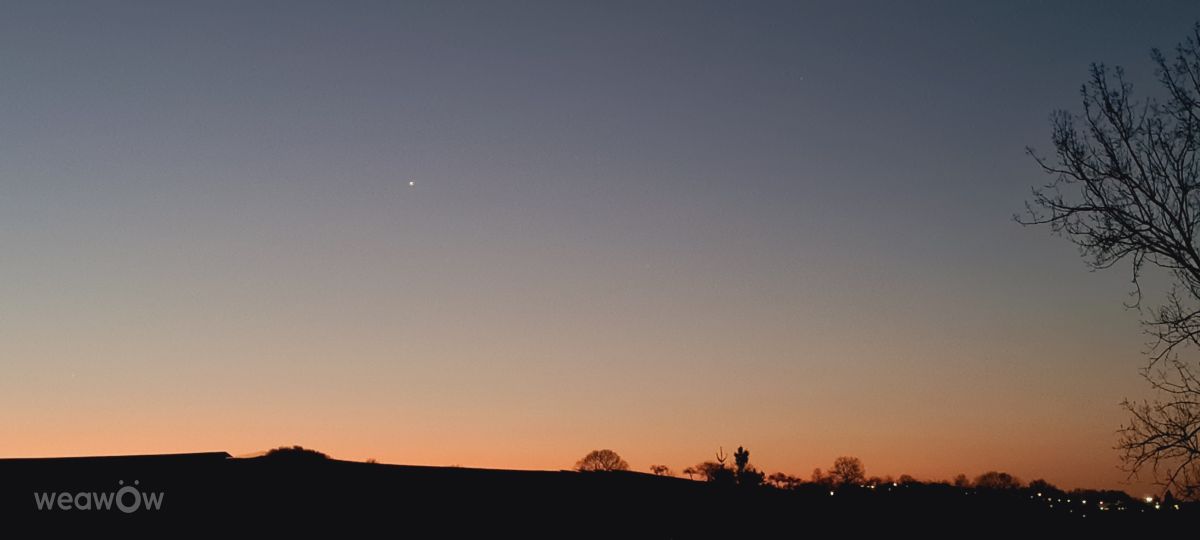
[974,471,1022,490]
[365,458,379,464]
[953,474,971,488]
[829,456,866,487]
[738,467,765,487]
[769,472,804,490]
[683,466,698,480]
[263,445,329,460]
[690,447,736,485]
[649,464,673,476]
[693,461,735,485]
[697,462,722,481]
[729,446,764,486]
[575,449,629,472]
[1027,478,1062,497]
[811,468,828,485]
[734,447,750,476]
[898,474,917,486]
[1020,23,1200,499]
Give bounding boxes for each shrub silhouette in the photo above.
[263,445,330,461]
[692,461,735,485]
[767,472,803,490]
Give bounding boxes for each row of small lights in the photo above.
[1032,492,1181,512]
[823,488,1184,513]
[829,482,902,496]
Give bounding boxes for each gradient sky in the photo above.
[3,1,1199,493]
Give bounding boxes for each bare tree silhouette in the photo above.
[829,456,865,487]
[1020,22,1200,499]
[575,449,629,472]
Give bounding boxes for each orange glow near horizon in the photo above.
[1,313,1156,495]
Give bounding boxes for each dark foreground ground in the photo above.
[1,452,1194,535]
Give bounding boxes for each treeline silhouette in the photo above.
[582,445,1179,515]
[2,445,1194,533]
[561,445,1196,534]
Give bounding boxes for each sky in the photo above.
[3,1,1199,494]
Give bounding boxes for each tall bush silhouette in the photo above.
[732,446,764,486]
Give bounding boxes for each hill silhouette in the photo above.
[1,450,1194,534]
